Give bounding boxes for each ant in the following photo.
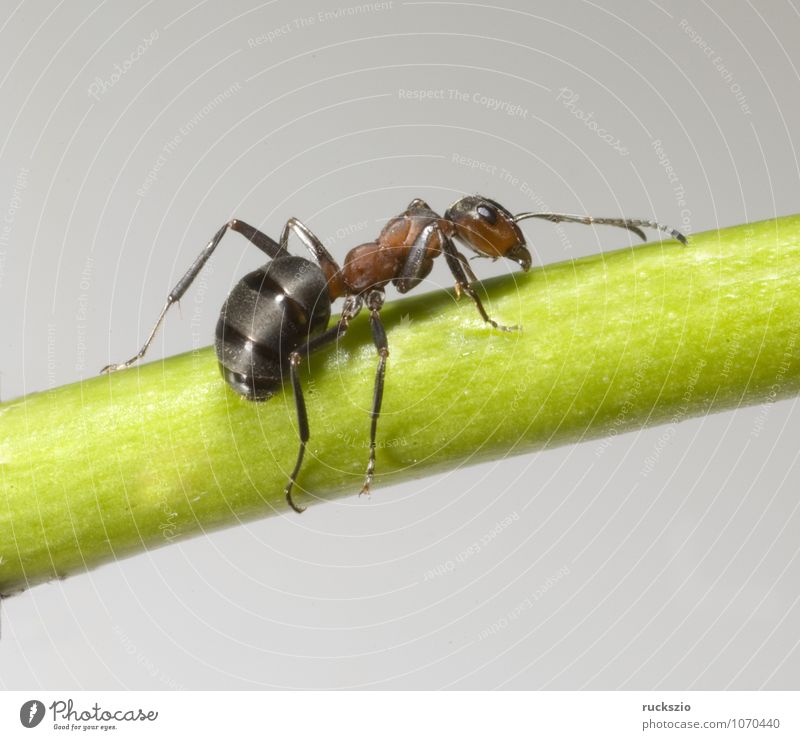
[101,196,687,513]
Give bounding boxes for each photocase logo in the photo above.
[19,700,45,728]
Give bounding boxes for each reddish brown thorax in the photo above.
[341,242,401,294]
[339,202,452,296]
[331,195,532,300]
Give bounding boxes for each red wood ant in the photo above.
[101,195,687,512]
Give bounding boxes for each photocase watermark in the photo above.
[555,88,629,156]
[451,152,500,177]
[19,700,45,728]
[423,511,520,581]
[453,88,529,118]
[47,323,58,396]
[87,29,159,100]
[399,88,529,118]
[47,698,159,727]
[477,564,571,640]
[113,625,185,689]
[651,138,692,235]
[507,378,532,418]
[74,257,95,373]
[336,430,407,449]
[323,219,370,248]
[718,319,745,382]
[0,166,29,290]
[640,358,707,477]
[679,19,751,116]
[247,1,394,46]
[595,355,654,457]
[157,494,178,541]
[136,82,243,197]
[497,168,553,215]
[449,155,574,252]
[752,328,798,438]
[190,266,212,355]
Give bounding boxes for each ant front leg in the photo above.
[284,295,363,513]
[361,289,389,497]
[441,236,518,333]
[100,219,285,374]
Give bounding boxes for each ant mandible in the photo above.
[101,195,687,513]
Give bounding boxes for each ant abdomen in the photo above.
[215,256,331,401]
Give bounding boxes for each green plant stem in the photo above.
[2,215,800,595]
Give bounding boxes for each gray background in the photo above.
[1,0,799,689]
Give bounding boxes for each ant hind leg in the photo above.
[284,295,363,513]
[279,217,344,296]
[100,219,284,374]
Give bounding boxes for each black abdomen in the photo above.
[215,256,331,400]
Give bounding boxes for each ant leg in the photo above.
[441,236,518,332]
[393,222,439,294]
[394,199,453,292]
[280,217,342,278]
[100,219,285,374]
[284,295,363,513]
[361,290,388,496]
[285,351,311,513]
[513,212,688,245]
[285,322,348,514]
[280,217,346,297]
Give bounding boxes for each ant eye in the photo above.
[476,203,497,224]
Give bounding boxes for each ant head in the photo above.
[444,195,532,271]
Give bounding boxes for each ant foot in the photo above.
[285,482,307,513]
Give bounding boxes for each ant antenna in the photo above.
[513,212,688,245]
